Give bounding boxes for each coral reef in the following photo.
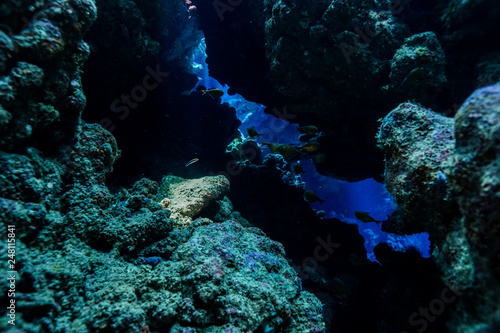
[2,0,498,332]
[448,85,500,332]
[261,0,413,180]
[226,137,263,165]
[377,102,456,238]
[157,175,230,226]
[0,156,329,332]
[388,32,446,105]
[195,0,498,183]
[227,149,447,332]
[1,220,326,332]
[0,1,327,332]
[378,85,500,332]
[0,0,97,150]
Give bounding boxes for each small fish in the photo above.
[202,88,224,99]
[297,125,319,136]
[354,211,379,223]
[304,190,325,204]
[400,67,422,87]
[292,162,305,174]
[300,140,320,153]
[262,141,299,159]
[185,0,192,4]
[185,158,199,167]
[247,126,262,139]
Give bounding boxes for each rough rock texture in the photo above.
[1,220,326,333]
[448,85,500,332]
[377,102,457,238]
[441,0,500,43]
[265,0,406,101]
[0,169,328,332]
[0,0,97,150]
[0,1,327,332]
[261,0,414,181]
[227,149,448,333]
[196,0,443,181]
[378,85,500,332]
[196,0,500,183]
[157,175,231,226]
[388,32,447,105]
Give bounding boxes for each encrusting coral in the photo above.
[377,85,500,332]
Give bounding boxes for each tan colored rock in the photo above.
[158,175,230,226]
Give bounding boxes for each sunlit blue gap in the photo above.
[190,38,431,262]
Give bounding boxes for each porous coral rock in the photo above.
[377,102,457,237]
[388,32,447,105]
[157,175,230,226]
[447,85,500,332]
[0,1,329,332]
[378,85,500,332]
[0,0,97,149]
[63,123,120,185]
[0,218,326,332]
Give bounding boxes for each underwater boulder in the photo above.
[377,102,457,239]
[157,175,230,226]
[378,85,500,332]
[388,32,447,106]
[0,0,97,150]
[446,84,500,332]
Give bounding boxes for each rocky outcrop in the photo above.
[0,0,97,150]
[378,85,500,332]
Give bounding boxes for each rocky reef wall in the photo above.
[0,1,326,332]
[195,0,500,181]
[1,0,499,332]
[378,85,500,332]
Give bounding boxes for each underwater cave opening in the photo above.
[190,37,430,262]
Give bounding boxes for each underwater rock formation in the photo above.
[377,101,457,238]
[0,1,328,332]
[2,0,498,332]
[226,137,263,165]
[263,0,410,180]
[227,151,448,332]
[196,0,459,181]
[0,0,97,150]
[388,32,446,105]
[196,0,499,183]
[157,175,230,226]
[2,220,325,332]
[378,85,500,332]
[448,85,500,332]
[0,172,328,332]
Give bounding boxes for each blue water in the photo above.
[190,38,431,262]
